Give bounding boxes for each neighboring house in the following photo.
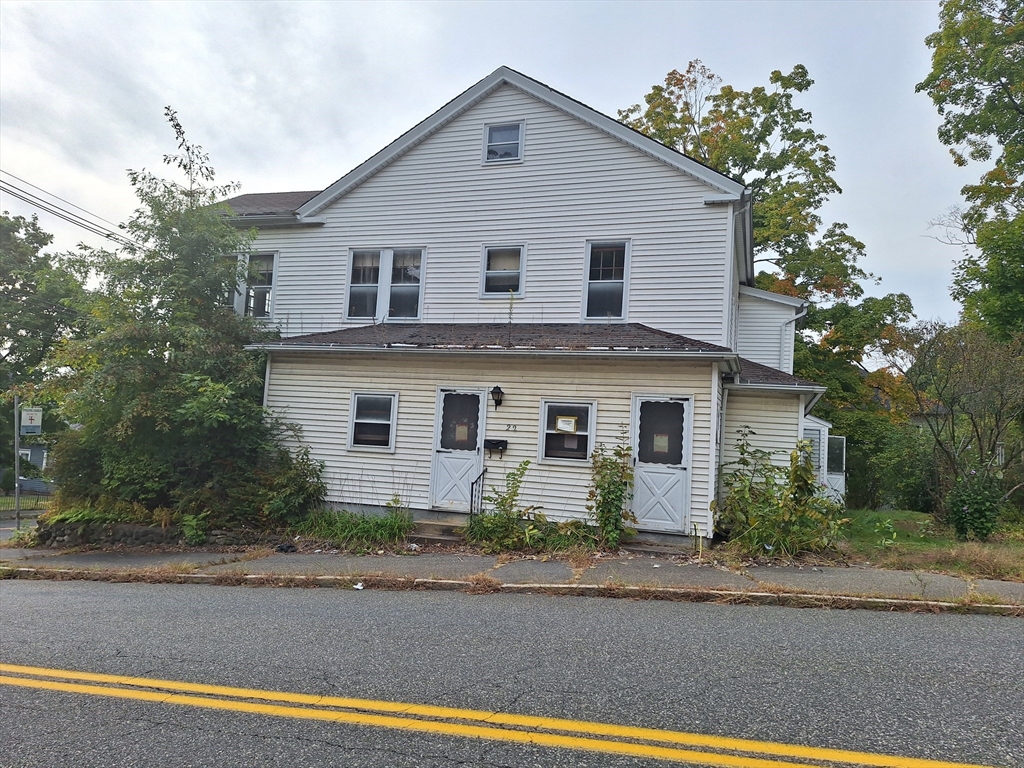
[226,66,843,538]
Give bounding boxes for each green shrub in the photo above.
[291,507,414,551]
[465,460,535,552]
[180,512,210,545]
[714,430,848,558]
[465,461,602,553]
[946,470,1003,540]
[586,441,635,549]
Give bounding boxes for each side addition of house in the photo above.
[226,66,839,538]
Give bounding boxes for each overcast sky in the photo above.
[1,0,978,322]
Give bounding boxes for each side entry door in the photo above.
[430,389,486,511]
[632,395,690,532]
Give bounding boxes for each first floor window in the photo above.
[349,392,398,451]
[482,246,523,295]
[347,248,423,320]
[585,242,627,319]
[540,401,595,462]
[245,254,275,318]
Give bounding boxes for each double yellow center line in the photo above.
[0,663,995,768]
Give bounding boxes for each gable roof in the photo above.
[294,66,747,220]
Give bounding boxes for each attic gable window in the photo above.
[484,122,524,163]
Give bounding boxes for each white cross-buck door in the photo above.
[632,395,691,532]
[430,389,486,511]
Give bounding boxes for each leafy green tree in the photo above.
[917,0,1023,338]
[884,322,1024,512]
[45,108,325,526]
[1,213,84,470]
[622,62,916,506]
[621,61,874,303]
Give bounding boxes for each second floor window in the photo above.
[482,246,523,296]
[584,242,627,319]
[347,248,424,321]
[245,254,274,318]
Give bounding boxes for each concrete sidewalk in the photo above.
[2,543,1022,614]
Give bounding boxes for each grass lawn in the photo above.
[842,509,1024,582]
[0,494,52,512]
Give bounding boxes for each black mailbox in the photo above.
[483,439,509,458]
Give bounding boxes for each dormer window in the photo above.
[484,122,524,163]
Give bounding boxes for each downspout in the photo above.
[780,303,808,373]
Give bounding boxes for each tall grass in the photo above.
[291,509,414,550]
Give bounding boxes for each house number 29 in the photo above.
[505,424,517,431]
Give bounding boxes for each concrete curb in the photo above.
[2,565,1021,616]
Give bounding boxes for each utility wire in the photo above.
[0,180,135,246]
[0,169,121,229]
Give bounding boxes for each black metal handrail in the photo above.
[470,468,487,516]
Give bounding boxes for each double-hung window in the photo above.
[481,245,524,296]
[584,241,628,320]
[349,392,398,452]
[243,254,275,318]
[483,122,524,163]
[347,248,424,321]
[539,401,596,462]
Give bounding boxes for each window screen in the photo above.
[542,402,592,461]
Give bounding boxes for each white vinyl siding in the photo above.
[266,353,718,536]
[736,291,800,373]
[253,85,732,344]
[721,392,802,469]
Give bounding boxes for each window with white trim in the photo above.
[584,242,627,319]
[483,122,524,163]
[540,401,595,462]
[347,248,423,320]
[349,392,399,451]
[245,254,275,318]
[481,246,523,296]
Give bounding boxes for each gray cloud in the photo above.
[0,0,970,321]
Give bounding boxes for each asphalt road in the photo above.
[0,580,1020,768]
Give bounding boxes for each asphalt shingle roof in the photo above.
[223,191,320,216]
[735,357,822,388]
[266,323,732,353]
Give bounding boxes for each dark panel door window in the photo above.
[439,393,480,451]
[637,400,685,465]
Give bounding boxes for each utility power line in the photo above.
[0,169,121,229]
[0,172,135,246]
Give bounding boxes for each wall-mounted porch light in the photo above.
[490,386,504,410]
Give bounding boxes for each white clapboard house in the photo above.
[226,66,843,538]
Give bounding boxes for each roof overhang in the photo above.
[229,214,326,229]
[723,381,827,413]
[248,342,742,371]
[738,285,807,309]
[294,66,747,221]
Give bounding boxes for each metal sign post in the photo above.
[13,394,20,530]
